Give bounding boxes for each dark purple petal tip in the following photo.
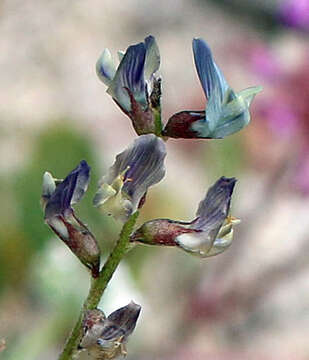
[194,176,237,231]
[121,43,146,93]
[44,160,90,219]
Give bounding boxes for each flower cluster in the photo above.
[42,35,260,359]
[41,34,260,270]
[98,36,261,139]
[93,35,259,256]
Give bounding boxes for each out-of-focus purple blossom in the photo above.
[249,44,281,81]
[279,0,309,31]
[258,99,299,138]
[293,147,309,194]
[247,40,309,194]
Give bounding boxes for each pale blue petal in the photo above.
[118,50,125,62]
[192,38,229,101]
[205,85,235,134]
[192,85,261,139]
[209,109,249,138]
[205,86,262,138]
[42,172,56,200]
[96,48,117,86]
[144,35,160,81]
[107,42,147,112]
[187,39,262,139]
[237,85,263,107]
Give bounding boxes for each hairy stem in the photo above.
[58,212,139,360]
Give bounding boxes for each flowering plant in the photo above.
[41,35,261,359]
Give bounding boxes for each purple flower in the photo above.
[44,160,90,219]
[279,0,309,31]
[42,161,100,277]
[249,44,281,81]
[93,134,166,222]
[97,36,162,135]
[131,177,239,258]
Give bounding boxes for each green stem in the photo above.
[58,212,139,360]
[154,109,163,137]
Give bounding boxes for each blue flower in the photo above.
[93,134,166,222]
[163,38,262,139]
[131,177,239,258]
[42,161,100,276]
[96,36,161,135]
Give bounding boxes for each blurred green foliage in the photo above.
[0,119,161,297]
[0,121,113,294]
[204,134,245,180]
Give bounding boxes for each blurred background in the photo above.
[1,0,309,359]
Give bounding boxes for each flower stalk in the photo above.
[58,212,139,360]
